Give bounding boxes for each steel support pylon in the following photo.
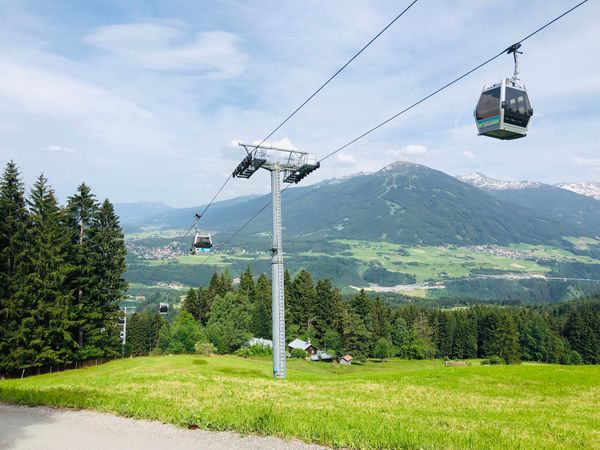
[270,165,286,379]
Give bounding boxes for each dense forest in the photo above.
[2,159,600,377]
[132,267,600,365]
[0,162,127,376]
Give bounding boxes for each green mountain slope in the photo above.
[123,162,595,246]
[485,185,600,235]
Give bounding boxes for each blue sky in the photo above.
[0,0,598,207]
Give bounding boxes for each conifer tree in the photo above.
[251,273,272,339]
[93,199,127,356]
[289,269,317,334]
[182,287,212,325]
[314,279,343,340]
[350,289,373,332]
[0,162,29,372]
[127,312,164,356]
[339,305,372,361]
[239,266,254,300]
[14,175,77,371]
[66,183,101,360]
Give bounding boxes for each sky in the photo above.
[0,0,598,207]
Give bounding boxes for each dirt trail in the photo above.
[0,403,326,450]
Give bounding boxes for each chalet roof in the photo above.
[340,354,353,362]
[288,338,316,350]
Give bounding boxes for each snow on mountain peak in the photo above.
[555,182,600,200]
[458,173,543,190]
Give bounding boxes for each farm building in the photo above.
[246,337,273,348]
[288,338,318,356]
[339,354,353,365]
[310,350,333,362]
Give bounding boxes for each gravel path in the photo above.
[0,403,326,450]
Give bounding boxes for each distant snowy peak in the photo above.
[458,172,544,190]
[555,182,600,200]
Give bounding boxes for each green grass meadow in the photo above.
[1,356,599,449]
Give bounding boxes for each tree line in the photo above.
[0,162,127,376]
[131,266,600,365]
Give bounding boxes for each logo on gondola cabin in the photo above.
[477,115,500,129]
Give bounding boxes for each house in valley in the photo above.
[287,338,318,356]
[339,354,353,365]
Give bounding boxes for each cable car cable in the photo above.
[251,0,420,153]
[169,1,421,236]
[319,0,589,163]
[191,0,590,265]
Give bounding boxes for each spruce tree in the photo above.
[252,273,272,339]
[93,199,127,357]
[314,279,343,341]
[339,305,372,361]
[0,162,29,373]
[239,266,254,299]
[15,175,77,371]
[289,269,317,334]
[66,183,101,360]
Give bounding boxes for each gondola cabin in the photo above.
[158,303,169,315]
[192,232,212,254]
[474,78,533,140]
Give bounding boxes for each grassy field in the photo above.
[1,356,599,449]
[327,240,597,282]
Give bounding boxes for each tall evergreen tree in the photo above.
[183,287,212,325]
[251,273,272,339]
[15,175,77,371]
[0,162,29,373]
[339,305,372,361]
[288,269,317,335]
[239,266,254,299]
[93,199,127,357]
[66,183,102,360]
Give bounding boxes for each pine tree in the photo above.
[127,312,164,356]
[478,307,520,364]
[239,266,254,300]
[350,289,373,333]
[0,162,29,373]
[66,183,102,360]
[183,287,212,325]
[451,311,477,359]
[339,304,372,361]
[93,199,127,357]
[16,175,77,371]
[314,279,343,341]
[251,273,272,339]
[288,269,317,334]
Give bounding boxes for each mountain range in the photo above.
[458,172,600,200]
[117,162,599,247]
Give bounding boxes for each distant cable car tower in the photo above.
[233,142,319,379]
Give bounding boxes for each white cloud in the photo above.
[385,144,428,158]
[335,153,356,166]
[0,56,171,153]
[572,157,600,168]
[45,144,74,153]
[84,24,247,77]
[248,137,298,151]
[463,150,475,160]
